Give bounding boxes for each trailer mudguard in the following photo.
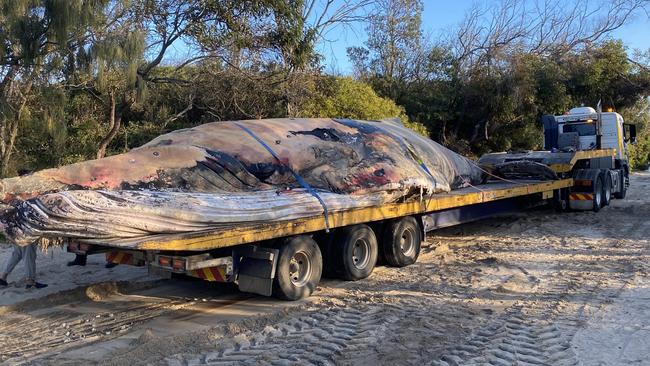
[234,245,279,297]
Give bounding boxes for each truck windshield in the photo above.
[563,123,596,136]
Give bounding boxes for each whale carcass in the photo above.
[0,118,485,247]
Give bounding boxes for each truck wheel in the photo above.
[592,176,603,212]
[382,217,421,267]
[273,236,322,301]
[601,171,611,207]
[335,224,378,281]
[614,170,628,199]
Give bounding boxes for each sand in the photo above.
[0,245,153,307]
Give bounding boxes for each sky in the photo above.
[318,0,650,74]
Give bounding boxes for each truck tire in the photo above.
[382,217,421,267]
[614,170,628,199]
[273,236,322,301]
[592,176,603,213]
[601,171,611,207]
[335,224,378,281]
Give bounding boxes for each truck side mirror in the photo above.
[624,124,637,144]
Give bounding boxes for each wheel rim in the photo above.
[289,251,311,287]
[595,189,602,207]
[604,186,611,202]
[351,238,371,269]
[400,228,416,257]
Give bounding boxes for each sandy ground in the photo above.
[0,172,649,365]
[0,246,155,307]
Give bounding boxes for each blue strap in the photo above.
[234,122,330,232]
[411,150,434,178]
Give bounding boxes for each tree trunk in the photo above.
[469,119,489,144]
[0,70,32,177]
[440,120,448,144]
[96,90,124,159]
[1,107,23,177]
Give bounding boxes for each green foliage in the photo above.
[92,30,146,91]
[620,99,650,170]
[300,76,428,135]
[353,36,650,156]
[0,0,114,176]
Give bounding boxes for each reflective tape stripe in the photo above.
[202,267,216,281]
[214,266,226,281]
[192,269,205,280]
[189,266,228,282]
[569,193,593,200]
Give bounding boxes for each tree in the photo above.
[450,0,647,71]
[301,76,427,134]
[347,0,650,156]
[0,0,108,176]
[83,0,208,158]
[192,0,373,117]
[347,0,426,99]
[621,98,650,170]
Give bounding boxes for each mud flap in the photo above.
[570,169,600,211]
[234,245,279,297]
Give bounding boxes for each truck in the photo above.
[66,106,636,300]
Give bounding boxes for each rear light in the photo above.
[68,242,79,251]
[172,258,186,271]
[79,243,90,252]
[158,256,172,267]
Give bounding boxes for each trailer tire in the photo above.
[335,224,378,281]
[273,236,322,301]
[592,176,603,213]
[601,171,611,207]
[552,189,569,212]
[382,217,421,267]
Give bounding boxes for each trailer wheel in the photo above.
[335,224,378,281]
[601,171,611,207]
[382,217,421,267]
[592,176,603,212]
[552,188,569,212]
[273,236,322,301]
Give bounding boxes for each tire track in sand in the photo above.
[0,297,196,363]
[167,306,393,366]
[431,234,641,366]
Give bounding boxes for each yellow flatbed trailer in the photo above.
[71,148,621,300]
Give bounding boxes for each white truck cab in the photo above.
[552,107,634,161]
[544,106,636,160]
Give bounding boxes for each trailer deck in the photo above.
[479,149,616,173]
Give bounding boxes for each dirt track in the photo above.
[1,172,649,365]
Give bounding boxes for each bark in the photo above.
[0,68,32,177]
[440,120,447,144]
[96,90,125,159]
[1,97,28,176]
[469,119,489,144]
